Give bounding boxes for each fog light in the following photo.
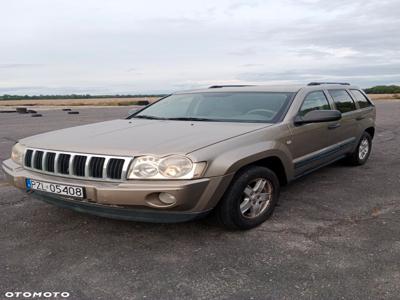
[158,192,176,205]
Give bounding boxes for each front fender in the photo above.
[189,140,294,209]
[189,124,295,179]
[203,140,293,178]
[224,141,293,176]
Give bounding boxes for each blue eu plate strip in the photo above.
[26,178,31,190]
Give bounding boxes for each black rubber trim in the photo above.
[30,191,211,223]
[294,139,356,170]
[293,154,346,180]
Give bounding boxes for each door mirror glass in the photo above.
[294,110,342,125]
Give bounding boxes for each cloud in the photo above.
[237,63,400,86]
[0,64,44,69]
[0,0,399,94]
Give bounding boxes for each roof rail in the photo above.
[209,85,254,89]
[307,82,350,86]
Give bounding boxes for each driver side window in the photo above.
[299,91,331,116]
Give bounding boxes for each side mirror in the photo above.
[294,110,342,125]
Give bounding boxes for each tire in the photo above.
[347,132,372,166]
[217,166,280,230]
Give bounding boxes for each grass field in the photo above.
[368,94,400,100]
[0,97,160,107]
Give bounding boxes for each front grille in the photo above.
[107,158,125,179]
[73,155,87,177]
[33,151,44,170]
[45,152,56,172]
[23,148,132,181]
[89,157,105,178]
[25,149,33,167]
[58,154,71,174]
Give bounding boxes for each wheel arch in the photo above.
[365,127,375,139]
[224,151,290,186]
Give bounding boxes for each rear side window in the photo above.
[299,91,331,116]
[350,89,372,109]
[328,89,356,113]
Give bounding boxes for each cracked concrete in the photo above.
[1,102,400,300]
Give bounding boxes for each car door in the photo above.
[349,89,376,134]
[326,89,360,155]
[287,90,336,177]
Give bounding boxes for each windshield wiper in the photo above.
[165,117,214,121]
[133,115,168,120]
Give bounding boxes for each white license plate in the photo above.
[26,179,85,199]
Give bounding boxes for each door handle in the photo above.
[356,116,366,121]
[328,123,341,129]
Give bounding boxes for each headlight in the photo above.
[127,155,206,179]
[11,143,26,165]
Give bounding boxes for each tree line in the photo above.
[364,85,400,94]
[1,85,399,100]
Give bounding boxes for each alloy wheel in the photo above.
[358,137,369,160]
[240,178,273,219]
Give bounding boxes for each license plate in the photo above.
[26,179,85,199]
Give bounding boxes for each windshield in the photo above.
[131,92,294,123]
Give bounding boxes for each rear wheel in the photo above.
[217,166,280,230]
[347,132,372,165]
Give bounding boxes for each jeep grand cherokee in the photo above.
[2,82,376,229]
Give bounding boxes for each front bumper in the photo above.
[2,159,233,223]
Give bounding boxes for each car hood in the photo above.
[20,119,272,156]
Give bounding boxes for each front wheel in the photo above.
[347,132,372,165]
[217,166,280,230]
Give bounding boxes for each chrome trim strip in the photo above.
[102,157,110,179]
[23,148,132,182]
[121,159,131,180]
[69,154,75,176]
[84,155,92,178]
[42,151,47,171]
[54,152,60,174]
[31,149,36,169]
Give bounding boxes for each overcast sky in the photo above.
[1,0,399,95]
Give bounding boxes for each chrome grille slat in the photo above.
[23,148,132,182]
[84,155,92,177]
[54,152,60,174]
[42,152,47,171]
[31,150,36,169]
[69,154,75,176]
[121,159,130,180]
[102,157,110,179]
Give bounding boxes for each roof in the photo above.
[174,83,360,94]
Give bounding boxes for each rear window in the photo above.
[350,89,372,109]
[328,89,356,113]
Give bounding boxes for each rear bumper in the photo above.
[2,159,233,223]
